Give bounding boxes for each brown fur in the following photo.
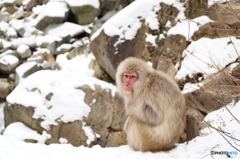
[116,57,186,152]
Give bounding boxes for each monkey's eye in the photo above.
[124,74,129,78]
[131,75,137,79]
[123,73,138,80]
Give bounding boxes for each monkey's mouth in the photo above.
[123,85,133,92]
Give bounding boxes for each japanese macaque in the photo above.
[116,57,186,152]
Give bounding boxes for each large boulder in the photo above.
[90,1,184,80]
[155,34,188,77]
[206,1,240,26]
[192,1,240,41]
[4,81,126,147]
[185,0,208,19]
[4,54,127,147]
[183,63,240,114]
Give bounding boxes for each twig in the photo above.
[217,131,240,152]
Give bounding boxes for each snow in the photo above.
[35,35,55,48]
[22,0,31,5]
[42,2,69,17]
[12,36,36,49]
[65,0,100,9]
[91,0,185,46]
[0,55,19,66]
[7,53,117,130]
[182,83,203,94]
[56,43,73,53]
[32,4,45,15]
[0,101,239,159]
[1,0,240,158]
[9,19,34,37]
[7,70,91,130]
[208,0,229,7]
[44,22,86,37]
[17,45,29,54]
[0,21,17,38]
[3,122,49,144]
[17,44,31,58]
[33,1,69,26]
[168,16,213,41]
[175,37,240,80]
[2,0,15,3]
[6,27,17,38]
[0,38,10,46]
[82,122,97,145]
[0,103,4,133]
[145,33,157,47]
[15,61,37,83]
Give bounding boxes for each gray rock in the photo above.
[4,80,126,147]
[12,36,37,49]
[0,80,11,98]
[17,44,32,59]
[56,44,73,54]
[65,0,99,25]
[10,19,26,37]
[90,2,180,80]
[0,12,10,22]
[3,0,25,6]
[15,61,39,84]
[0,55,20,74]
[26,0,42,11]
[34,1,69,30]
[0,40,12,52]
[0,50,20,59]
[44,22,85,38]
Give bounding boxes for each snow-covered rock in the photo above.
[0,50,19,59]
[10,19,27,37]
[0,39,12,52]
[91,0,185,79]
[176,37,240,80]
[0,21,18,39]
[44,22,86,38]
[17,44,32,59]
[15,61,39,84]
[65,0,100,25]
[33,1,70,30]
[0,55,20,74]
[5,54,126,147]
[56,43,73,54]
[3,122,49,143]
[12,36,37,49]
[8,5,24,20]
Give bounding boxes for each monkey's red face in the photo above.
[122,72,138,92]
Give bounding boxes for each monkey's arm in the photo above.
[136,72,172,126]
[125,102,163,126]
[142,103,163,126]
